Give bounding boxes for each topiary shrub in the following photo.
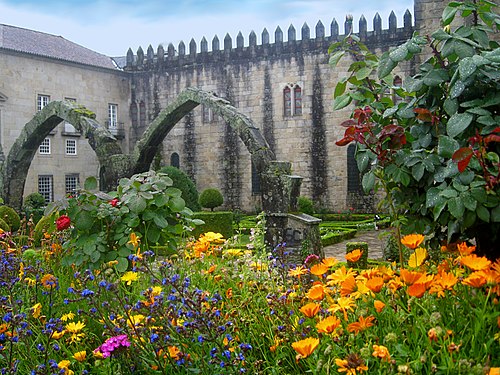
[0,205,21,232]
[297,196,315,215]
[192,211,233,240]
[33,214,56,246]
[22,192,46,224]
[199,188,224,211]
[0,218,11,232]
[160,166,201,211]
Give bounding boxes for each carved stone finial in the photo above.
[146,45,154,63]
[236,31,244,48]
[262,28,269,44]
[288,24,296,42]
[249,31,257,46]
[224,33,232,50]
[275,26,283,43]
[404,9,412,30]
[157,44,165,63]
[301,23,310,40]
[178,41,185,56]
[331,18,339,37]
[201,37,208,53]
[389,10,397,31]
[212,35,220,51]
[345,14,353,35]
[359,15,367,39]
[167,43,175,57]
[373,13,382,34]
[315,20,325,39]
[126,48,134,66]
[189,38,197,55]
[136,46,144,66]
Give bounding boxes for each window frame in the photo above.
[37,94,50,112]
[283,84,303,117]
[65,174,80,196]
[39,138,51,155]
[65,139,77,155]
[108,103,118,129]
[38,175,54,203]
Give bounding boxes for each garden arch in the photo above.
[0,101,123,209]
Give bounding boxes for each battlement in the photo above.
[123,10,413,71]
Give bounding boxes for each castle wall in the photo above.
[126,14,414,212]
[0,50,130,201]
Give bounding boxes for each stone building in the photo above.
[0,0,460,211]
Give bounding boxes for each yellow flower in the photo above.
[335,353,368,374]
[61,312,75,322]
[65,321,86,343]
[19,262,24,280]
[51,330,66,340]
[327,266,357,286]
[408,247,428,268]
[32,303,42,319]
[288,265,309,278]
[24,277,36,287]
[128,314,145,328]
[127,232,140,248]
[121,271,139,285]
[223,249,243,258]
[460,254,492,271]
[316,315,341,334]
[372,345,391,362]
[291,337,320,359]
[310,263,329,277]
[58,360,74,375]
[328,296,356,320]
[168,345,181,360]
[401,234,425,249]
[73,350,87,362]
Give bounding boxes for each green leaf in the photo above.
[442,6,458,25]
[423,69,449,86]
[334,80,347,98]
[75,210,95,231]
[438,135,460,158]
[128,196,147,214]
[447,112,473,137]
[90,250,101,263]
[458,57,477,79]
[116,257,129,272]
[362,172,375,193]
[389,45,409,62]
[461,192,477,211]
[147,227,161,244]
[440,188,458,198]
[444,98,459,115]
[356,151,371,172]
[169,197,186,212]
[153,213,169,229]
[450,80,466,99]
[448,197,465,219]
[84,176,98,191]
[403,76,423,92]
[411,163,425,181]
[333,94,352,110]
[433,200,447,220]
[377,56,397,79]
[491,204,500,222]
[355,67,372,81]
[329,51,345,67]
[83,242,96,256]
[155,194,169,207]
[454,40,475,58]
[476,204,490,222]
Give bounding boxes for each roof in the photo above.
[0,23,117,70]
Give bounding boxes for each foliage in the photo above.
[1,221,499,374]
[297,196,315,215]
[33,214,56,246]
[0,205,21,232]
[0,218,10,232]
[198,188,224,211]
[192,211,233,240]
[22,192,46,224]
[159,166,201,211]
[62,171,201,272]
[330,1,500,259]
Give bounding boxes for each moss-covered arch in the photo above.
[1,101,125,209]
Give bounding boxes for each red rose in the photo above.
[56,215,71,231]
[110,198,119,207]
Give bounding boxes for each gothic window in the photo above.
[283,84,303,117]
[38,175,53,203]
[130,101,138,127]
[251,161,261,195]
[170,152,180,168]
[139,101,146,128]
[347,144,361,193]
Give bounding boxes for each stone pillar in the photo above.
[288,175,303,212]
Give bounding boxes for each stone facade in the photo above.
[0,0,479,211]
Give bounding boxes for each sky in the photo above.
[0,0,414,57]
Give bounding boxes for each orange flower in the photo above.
[489,368,500,375]
[306,284,326,301]
[328,297,356,321]
[327,266,357,286]
[345,249,363,263]
[407,282,428,298]
[366,277,384,293]
[457,242,476,256]
[460,254,491,271]
[340,275,357,297]
[41,274,58,289]
[288,265,309,278]
[401,234,425,249]
[310,263,329,277]
[300,302,321,318]
[291,337,320,359]
[225,288,233,299]
[335,354,368,374]
[168,346,181,360]
[428,327,438,342]
[374,300,385,313]
[372,345,391,362]
[387,277,404,293]
[322,257,339,268]
[316,315,341,334]
[429,271,458,297]
[347,315,375,334]
[400,269,425,285]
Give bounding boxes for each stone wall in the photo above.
[0,51,130,201]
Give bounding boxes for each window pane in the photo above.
[65,175,79,195]
[284,87,292,116]
[65,139,77,155]
[39,138,51,154]
[38,175,53,203]
[37,95,50,111]
[294,86,302,115]
[108,104,118,128]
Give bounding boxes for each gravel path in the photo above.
[322,229,393,261]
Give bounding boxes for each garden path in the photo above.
[322,229,393,261]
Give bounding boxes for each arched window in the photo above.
[130,101,138,128]
[139,101,146,128]
[283,84,303,117]
[170,152,180,168]
[251,161,261,194]
[347,144,361,193]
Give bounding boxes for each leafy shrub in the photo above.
[0,218,10,232]
[199,188,224,211]
[297,196,314,215]
[192,211,233,240]
[160,166,201,211]
[33,214,56,246]
[22,192,46,224]
[0,205,21,232]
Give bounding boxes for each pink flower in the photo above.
[56,215,71,231]
[94,334,130,358]
[109,198,119,207]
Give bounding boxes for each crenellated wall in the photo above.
[121,8,423,212]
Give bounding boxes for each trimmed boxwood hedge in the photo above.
[192,211,233,240]
[321,227,357,246]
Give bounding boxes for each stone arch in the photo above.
[1,100,124,209]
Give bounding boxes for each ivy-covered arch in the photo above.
[1,101,124,209]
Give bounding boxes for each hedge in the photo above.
[192,211,233,240]
[320,228,357,247]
